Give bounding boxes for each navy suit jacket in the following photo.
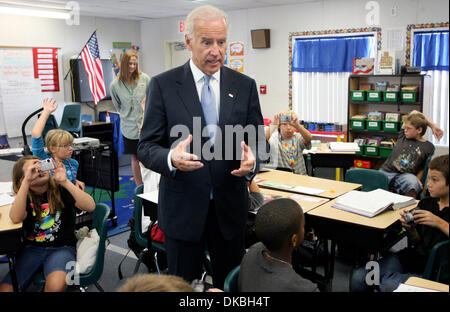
[138,61,265,243]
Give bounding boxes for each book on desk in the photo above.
[332,188,417,218]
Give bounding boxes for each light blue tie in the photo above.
[201,75,217,199]
[201,75,217,145]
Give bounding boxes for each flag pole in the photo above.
[63,29,98,81]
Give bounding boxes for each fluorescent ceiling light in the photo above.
[0,6,70,19]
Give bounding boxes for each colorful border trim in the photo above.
[406,22,449,67]
[288,27,381,109]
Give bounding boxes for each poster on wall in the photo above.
[229,58,244,72]
[110,42,140,76]
[32,47,60,92]
[229,41,244,56]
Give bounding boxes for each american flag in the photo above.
[80,31,106,104]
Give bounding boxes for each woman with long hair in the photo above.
[110,50,150,186]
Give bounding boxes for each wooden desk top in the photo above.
[259,188,330,213]
[307,198,419,229]
[405,277,449,292]
[255,170,361,199]
[0,204,22,232]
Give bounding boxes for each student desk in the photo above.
[0,204,22,292]
[255,169,362,199]
[305,198,419,290]
[258,188,329,213]
[304,143,356,180]
[405,277,449,292]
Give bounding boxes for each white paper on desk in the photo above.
[329,142,360,152]
[0,193,15,206]
[138,190,159,204]
[0,182,13,194]
[291,185,325,195]
[394,283,440,292]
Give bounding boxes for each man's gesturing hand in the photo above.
[231,141,255,177]
[171,135,204,172]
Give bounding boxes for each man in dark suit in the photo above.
[138,5,266,288]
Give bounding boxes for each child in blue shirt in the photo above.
[31,98,84,190]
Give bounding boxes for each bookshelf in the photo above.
[347,74,424,168]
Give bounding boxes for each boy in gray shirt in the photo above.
[380,110,443,198]
[238,198,318,292]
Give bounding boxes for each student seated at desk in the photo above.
[239,198,318,292]
[0,156,95,292]
[379,110,443,198]
[265,110,312,175]
[31,98,84,190]
[351,154,449,292]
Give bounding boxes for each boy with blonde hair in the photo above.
[380,110,443,198]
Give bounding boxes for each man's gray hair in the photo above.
[185,5,229,39]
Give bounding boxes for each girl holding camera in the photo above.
[31,98,84,190]
[0,156,95,292]
[265,110,312,175]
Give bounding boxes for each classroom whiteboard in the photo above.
[0,47,62,138]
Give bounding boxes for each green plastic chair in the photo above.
[133,184,166,275]
[223,265,240,292]
[344,168,390,192]
[419,153,434,199]
[423,240,449,283]
[59,104,82,137]
[38,113,58,141]
[33,203,110,292]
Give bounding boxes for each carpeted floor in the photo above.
[85,175,136,237]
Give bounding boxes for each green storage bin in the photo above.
[401,91,418,103]
[355,145,364,155]
[367,91,382,102]
[350,118,366,130]
[364,145,379,156]
[350,90,366,101]
[383,120,400,132]
[383,91,399,102]
[367,120,382,131]
[379,147,393,158]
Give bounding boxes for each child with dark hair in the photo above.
[351,154,449,292]
[239,198,318,292]
[380,110,443,198]
[0,156,95,292]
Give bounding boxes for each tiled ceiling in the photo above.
[0,0,318,20]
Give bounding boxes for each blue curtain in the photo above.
[292,35,375,73]
[413,31,449,71]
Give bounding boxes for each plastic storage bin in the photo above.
[364,145,379,156]
[367,91,382,102]
[383,91,399,102]
[379,147,393,158]
[350,119,366,130]
[354,159,371,169]
[355,144,364,155]
[383,120,400,132]
[367,120,382,131]
[401,91,418,103]
[350,90,366,101]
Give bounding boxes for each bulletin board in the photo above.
[0,46,62,138]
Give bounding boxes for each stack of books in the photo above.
[332,188,416,218]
